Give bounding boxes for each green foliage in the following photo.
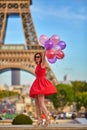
[48,83,74,109]
[71,81,87,110]
[71,81,87,92]
[48,81,87,111]
[47,93,59,109]
[0,90,19,99]
[75,92,87,110]
[57,84,74,105]
[12,114,33,125]
[80,82,87,92]
[2,114,17,119]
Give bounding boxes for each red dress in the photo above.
[29,64,57,98]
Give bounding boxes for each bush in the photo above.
[12,114,33,125]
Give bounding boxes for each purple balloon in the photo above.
[58,41,66,50]
[47,57,57,64]
[44,39,53,50]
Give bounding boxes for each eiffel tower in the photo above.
[0,0,58,85]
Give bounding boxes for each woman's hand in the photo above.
[41,50,46,68]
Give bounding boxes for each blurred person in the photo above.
[23,110,28,116]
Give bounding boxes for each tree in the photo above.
[71,81,86,93]
[75,92,87,111]
[47,83,74,109]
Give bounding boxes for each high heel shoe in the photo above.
[42,115,50,127]
[44,119,50,127]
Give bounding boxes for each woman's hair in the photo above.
[34,52,42,64]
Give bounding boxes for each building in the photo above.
[11,69,20,85]
[62,74,72,85]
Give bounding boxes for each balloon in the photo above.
[58,41,66,50]
[39,34,66,63]
[56,50,65,59]
[39,35,49,45]
[46,49,56,59]
[53,44,61,52]
[44,39,53,50]
[47,57,57,64]
[50,34,60,45]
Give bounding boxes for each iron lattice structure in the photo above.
[0,0,58,85]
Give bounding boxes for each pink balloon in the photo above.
[46,49,56,59]
[53,44,61,52]
[39,35,49,45]
[50,34,60,45]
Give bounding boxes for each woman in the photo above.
[29,51,57,127]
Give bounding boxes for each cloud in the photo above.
[31,5,87,22]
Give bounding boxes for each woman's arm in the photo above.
[41,50,46,68]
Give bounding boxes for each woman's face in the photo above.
[35,54,41,64]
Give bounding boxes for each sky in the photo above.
[0,0,87,85]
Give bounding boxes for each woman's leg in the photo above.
[35,97,42,125]
[37,95,50,126]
